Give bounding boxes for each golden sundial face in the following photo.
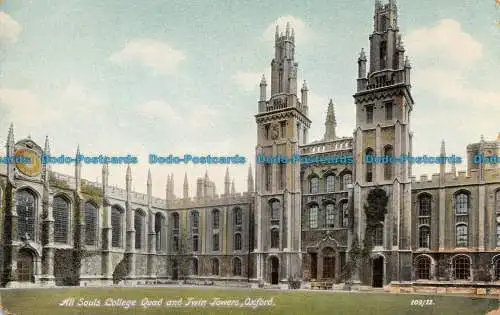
[15,148,41,177]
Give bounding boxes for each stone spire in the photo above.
[323,99,337,141]
[147,169,152,198]
[183,172,189,199]
[231,179,236,195]
[6,123,15,185]
[75,145,81,192]
[224,167,231,195]
[126,164,132,192]
[247,163,254,193]
[42,135,51,182]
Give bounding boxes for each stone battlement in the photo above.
[411,168,500,189]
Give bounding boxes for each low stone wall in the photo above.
[390,282,500,296]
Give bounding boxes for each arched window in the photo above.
[111,206,122,247]
[234,233,242,250]
[84,201,98,246]
[415,256,431,280]
[271,228,279,249]
[16,189,36,240]
[172,212,180,230]
[134,210,145,250]
[326,203,335,228]
[365,148,374,182]
[191,211,199,229]
[270,200,280,220]
[455,193,469,215]
[419,226,430,248]
[496,215,500,248]
[456,224,468,247]
[232,257,242,276]
[233,207,242,226]
[453,255,470,280]
[326,175,335,192]
[212,233,219,251]
[419,194,432,217]
[495,259,500,281]
[155,213,165,252]
[192,235,199,252]
[383,145,393,180]
[211,258,219,276]
[373,223,384,246]
[53,196,69,243]
[212,209,220,229]
[342,173,352,190]
[309,205,318,228]
[496,190,500,213]
[191,259,198,276]
[341,202,349,228]
[310,177,319,194]
[172,235,179,252]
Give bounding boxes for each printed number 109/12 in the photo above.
[410,299,434,307]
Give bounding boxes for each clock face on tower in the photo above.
[15,148,42,177]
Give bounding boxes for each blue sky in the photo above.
[0,0,499,197]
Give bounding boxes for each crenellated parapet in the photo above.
[300,137,353,155]
[166,192,254,210]
[411,168,500,190]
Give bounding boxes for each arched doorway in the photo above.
[322,247,335,279]
[172,260,179,280]
[270,256,279,285]
[17,249,34,282]
[372,256,384,287]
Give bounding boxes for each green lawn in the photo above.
[0,287,498,315]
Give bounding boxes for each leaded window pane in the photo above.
[455,194,468,215]
[233,258,242,276]
[53,196,69,243]
[419,195,431,216]
[17,190,35,240]
[342,202,349,228]
[419,226,430,248]
[84,202,98,245]
[155,213,164,252]
[213,233,219,251]
[456,224,468,247]
[310,177,319,194]
[453,256,470,280]
[111,207,122,247]
[134,211,144,249]
[342,174,352,190]
[326,204,335,227]
[415,256,430,280]
[326,175,335,192]
[309,206,318,228]
[234,208,242,226]
[234,233,242,250]
[212,209,220,229]
[271,229,279,248]
[271,200,280,220]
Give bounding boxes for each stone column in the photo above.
[125,200,136,281]
[41,192,55,286]
[478,185,485,250]
[101,202,112,282]
[147,210,156,278]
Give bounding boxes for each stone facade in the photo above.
[0,0,499,290]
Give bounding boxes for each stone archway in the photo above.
[269,256,279,285]
[372,255,384,287]
[17,248,35,282]
[321,247,336,279]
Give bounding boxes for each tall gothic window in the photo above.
[496,190,500,213]
[309,205,318,229]
[365,148,374,182]
[455,193,469,215]
[134,210,145,250]
[271,228,279,249]
[385,102,393,120]
[452,255,470,280]
[495,259,500,281]
[415,256,431,280]
[326,203,335,228]
[111,206,122,247]
[212,209,220,229]
[191,258,198,275]
[373,223,384,246]
[265,164,271,191]
[84,201,98,246]
[171,212,179,252]
[234,233,242,250]
[310,177,319,194]
[212,233,219,251]
[497,215,500,248]
[456,224,468,247]
[342,202,349,228]
[173,235,179,252]
[342,173,352,190]
[419,226,430,249]
[233,207,242,226]
[192,235,199,252]
[326,175,335,192]
[232,257,242,276]
[419,194,432,217]
[212,258,220,276]
[53,196,69,243]
[366,105,374,124]
[172,212,180,230]
[279,163,286,189]
[155,213,165,252]
[270,200,280,221]
[191,211,199,228]
[16,189,36,240]
[380,41,387,68]
[384,145,393,180]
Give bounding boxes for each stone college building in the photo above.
[0,1,499,294]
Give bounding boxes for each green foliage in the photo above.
[48,173,70,189]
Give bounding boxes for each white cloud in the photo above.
[0,12,22,44]
[137,100,182,122]
[109,39,185,75]
[0,88,62,125]
[405,19,483,69]
[262,15,315,45]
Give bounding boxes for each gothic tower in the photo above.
[352,0,414,286]
[253,22,311,286]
